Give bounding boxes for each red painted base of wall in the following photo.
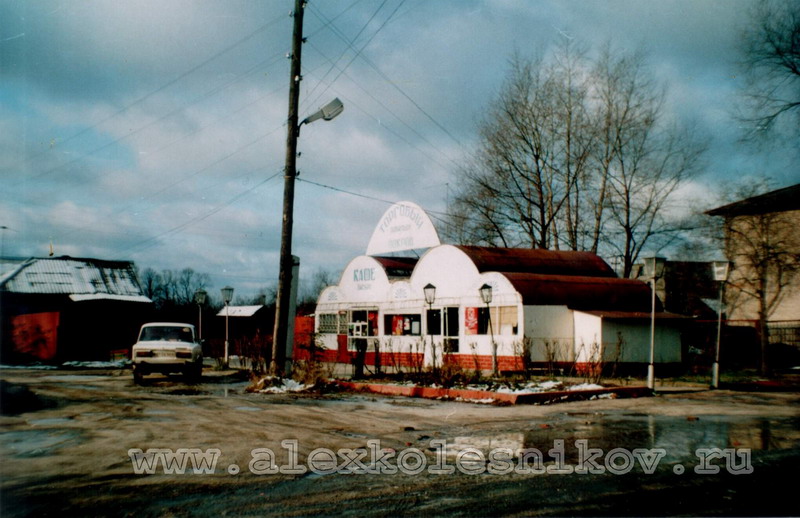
[293,347,525,371]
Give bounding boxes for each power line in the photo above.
[296,177,455,223]
[303,40,457,171]
[308,1,462,150]
[16,13,287,173]
[304,1,461,172]
[120,171,282,256]
[301,0,392,112]
[22,49,288,186]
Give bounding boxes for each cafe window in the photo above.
[384,314,422,336]
[349,310,378,337]
[426,307,460,353]
[465,306,518,336]
[426,309,441,336]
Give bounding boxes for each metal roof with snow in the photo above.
[217,305,265,317]
[0,256,149,301]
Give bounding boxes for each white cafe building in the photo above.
[314,202,683,372]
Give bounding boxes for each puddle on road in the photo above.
[331,429,371,439]
[0,429,84,458]
[45,375,107,383]
[28,417,73,426]
[234,406,263,412]
[165,388,210,396]
[64,385,101,391]
[143,381,249,397]
[80,412,113,421]
[212,382,249,397]
[142,409,174,416]
[440,416,800,463]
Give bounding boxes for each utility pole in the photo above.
[272,0,305,375]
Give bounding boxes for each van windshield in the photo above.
[139,326,193,342]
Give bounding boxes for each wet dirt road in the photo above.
[1,367,799,517]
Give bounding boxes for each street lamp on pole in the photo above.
[480,283,497,377]
[221,286,234,367]
[711,261,732,389]
[194,289,207,342]
[423,283,436,370]
[271,94,344,376]
[644,257,666,390]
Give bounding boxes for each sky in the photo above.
[2,0,798,301]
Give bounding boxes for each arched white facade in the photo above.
[316,245,536,370]
[314,207,683,373]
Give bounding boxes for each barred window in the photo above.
[318,313,339,334]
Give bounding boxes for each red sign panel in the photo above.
[12,312,60,360]
[465,307,479,335]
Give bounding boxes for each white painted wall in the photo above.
[601,319,682,363]
[524,306,575,362]
[573,312,603,363]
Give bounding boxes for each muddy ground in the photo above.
[1,367,798,517]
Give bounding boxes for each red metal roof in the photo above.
[581,310,688,320]
[503,273,659,312]
[456,246,616,278]
[372,256,418,278]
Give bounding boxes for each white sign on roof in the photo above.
[366,201,440,256]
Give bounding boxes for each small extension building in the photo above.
[315,202,683,373]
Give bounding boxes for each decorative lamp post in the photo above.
[194,289,207,342]
[711,261,732,389]
[220,286,234,367]
[423,283,436,369]
[480,283,497,376]
[644,257,666,390]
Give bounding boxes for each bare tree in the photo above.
[446,42,706,271]
[138,267,163,302]
[604,118,707,276]
[449,46,588,249]
[175,268,211,305]
[136,267,211,308]
[299,268,340,306]
[737,1,800,144]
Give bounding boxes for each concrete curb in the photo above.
[335,381,653,405]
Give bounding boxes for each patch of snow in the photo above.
[61,360,130,369]
[257,377,312,394]
[493,380,565,394]
[566,383,604,391]
[454,397,497,404]
[0,364,58,370]
[538,380,563,391]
